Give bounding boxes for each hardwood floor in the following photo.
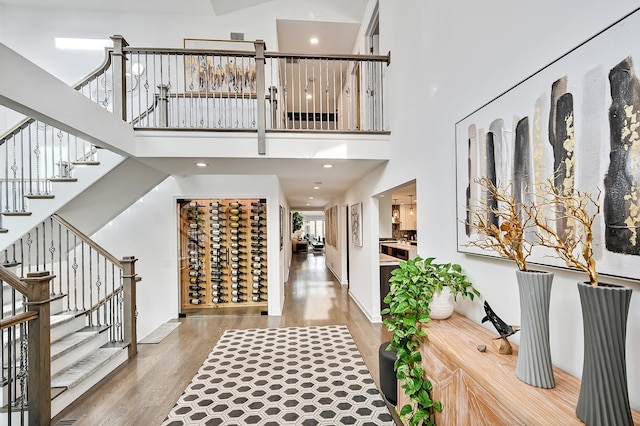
[53,251,395,425]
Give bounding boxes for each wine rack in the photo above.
[178,198,267,312]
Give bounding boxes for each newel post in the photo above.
[157,84,170,127]
[110,35,129,122]
[24,271,55,426]
[121,256,138,358]
[254,40,267,155]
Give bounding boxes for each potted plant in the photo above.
[528,179,633,425]
[466,177,556,389]
[427,258,479,320]
[381,256,478,425]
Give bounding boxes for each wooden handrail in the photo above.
[0,265,29,296]
[87,286,123,315]
[52,214,123,268]
[0,310,38,331]
[265,51,391,63]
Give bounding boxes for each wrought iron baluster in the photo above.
[66,229,71,311]
[49,217,56,295]
[95,252,101,326]
[26,232,32,273]
[87,245,92,323]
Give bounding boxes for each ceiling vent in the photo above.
[230,32,245,41]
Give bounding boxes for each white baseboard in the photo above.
[348,291,383,323]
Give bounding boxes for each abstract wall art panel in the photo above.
[456,7,640,280]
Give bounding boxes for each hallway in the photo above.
[53,251,393,425]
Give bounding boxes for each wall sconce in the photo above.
[392,199,399,222]
[409,195,414,215]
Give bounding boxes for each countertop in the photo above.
[379,242,418,251]
[379,253,401,265]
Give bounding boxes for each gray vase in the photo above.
[576,281,632,426]
[514,270,555,389]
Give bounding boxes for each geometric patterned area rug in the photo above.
[161,325,394,425]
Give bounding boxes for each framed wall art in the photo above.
[455,7,640,280]
[351,202,363,247]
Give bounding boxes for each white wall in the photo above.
[90,174,284,341]
[335,0,640,409]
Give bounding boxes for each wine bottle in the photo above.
[252,282,264,289]
[252,288,267,295]
[252,269,263,276]
[230,263,246,269]
[251,223,266,228]
[251,242,265,248]
[252,276,264,283]
[230,229,246,235]
[189,278,204,284]
[231,250,246,255]
[210,270,223,276]
[211,278,224,283]
[209,201,223,208]
[251,249,265,255]
[231,297,245,303]
[231,276,245,283]
[189,291,204,298]
[251,201,264,207]
[230,235,240,241]
[252,256,263,262]
[229,222,241,228]
[210,236,222,243]
[211,290,226,297]
[230,243,245,249]
[210,222,221,229]
[188,251,203,256]
[190,299,204,305]
[231,257,246,262]
[189,223,202,229]
[189,271,204,277]
[231,289,246,296]
[210,243,221,249]
[231,270,246,276]
[231,283,245,289]
[189,257,204,263]
[252,262,262,269]
[252,295,266,302]
[211,284,222,290]
[189,202,204,208]
[189,285,203,291]
[188,243,205,250]
[229,202,243,208]
[188,264,202,271]
[251,236,265,242]
[212,297,227,304]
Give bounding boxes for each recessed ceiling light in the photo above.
[313,186,320,190]
[310,37,319,45]
[309,196,314,200]
[195,162,208,167]
[306,203,310,206]
[322,164,333,168]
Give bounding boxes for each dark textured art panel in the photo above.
[605,56,640,255]
[456,7,640,281]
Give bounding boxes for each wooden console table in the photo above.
[398,313,640,425]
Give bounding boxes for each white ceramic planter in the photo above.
[429,287,454,320]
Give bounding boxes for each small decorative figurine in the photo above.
[481,301,520,354]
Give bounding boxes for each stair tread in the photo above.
[51,330,100,360]
[51,311,86,327]
[51,347,123,389]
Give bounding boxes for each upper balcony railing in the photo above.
[114,36,390,144]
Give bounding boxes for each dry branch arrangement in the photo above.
[466,177,533,271]
[527,179,601,285]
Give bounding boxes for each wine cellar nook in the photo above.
[178,198,268,313]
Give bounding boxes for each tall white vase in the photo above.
[515,270,555,389]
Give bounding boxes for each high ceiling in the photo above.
[0,0,375,211]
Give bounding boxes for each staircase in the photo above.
[0,40,142,424]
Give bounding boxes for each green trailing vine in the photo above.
[381,256,479,425]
